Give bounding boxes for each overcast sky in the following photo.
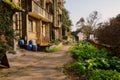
[64,0,120,31]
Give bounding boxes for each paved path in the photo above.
[0,46,72,80]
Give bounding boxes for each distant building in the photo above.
[77,32,84,41]
[71,29,85,41]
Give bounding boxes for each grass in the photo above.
[46,47,58,53]
[46,45,63,53]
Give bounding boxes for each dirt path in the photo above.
[0,46,72,80]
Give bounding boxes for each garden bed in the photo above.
[65,41,120,80]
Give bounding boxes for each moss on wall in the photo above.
[3,0,22,11]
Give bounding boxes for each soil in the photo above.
[0,46,73,80]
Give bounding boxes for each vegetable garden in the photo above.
[66,41,120,80]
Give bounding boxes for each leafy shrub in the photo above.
[68,62,88,75]
[0,1,14,58]
[95,14,120,47]
[88,57,120,71]
[49,40,60,45]
[86,58,110,70]
[71,57,120,71]
[88,69,120,80]
[46,44,62,53]
[46,47,58,53]
[67,41,120,79]
[70,42,110,61]
[63,40,72,45]
[86,57,120,71]
[109,57,120,72]
[0,42,10,58]
[68,58,110,74]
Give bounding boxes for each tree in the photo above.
[80,25,93,40]
[62,8,72,39]
[76,11,101,40]
[76,17,85,27]
[87,11,101,28]
[95,14,120,55]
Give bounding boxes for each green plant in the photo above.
[63,40,72,45]
[3,0,22,11]
[46,47,58,53]
[46,44,62,53]
[70,42,111,61]
[109,57,120,72]
[90,57,120,71]
[67,41,120,79]
[49,40,60,45]
[0,40,10,58]
[68,62,88,75]
[86,58,110,70]
[88,69,120,80]
[0,1,15,58]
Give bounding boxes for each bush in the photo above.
[70,42,111,61]
[0,40,10,58]
[109,57,120,72]
[88,69,120,80]
[95,14,120,55]
[46,44,62,53]
[67,41,120,79]
[49,40,60,45]
[0,1,15,58]
[68,62,88,75]
[95,21,120,46]
[46,47,58,53]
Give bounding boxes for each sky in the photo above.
[64,0,120,31]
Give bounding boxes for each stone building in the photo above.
[7,0,63,45]
[21,0,63,46]
[1,0,63,51]
[53,0,63,40]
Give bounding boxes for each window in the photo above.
[28,19,33,32]
[15,14,19,30]
[42,24,45,37]
[28,18,37,32]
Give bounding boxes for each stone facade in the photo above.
[9,0,63,46]
[53,0,63,40]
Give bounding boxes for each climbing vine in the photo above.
[0,1,15,57]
